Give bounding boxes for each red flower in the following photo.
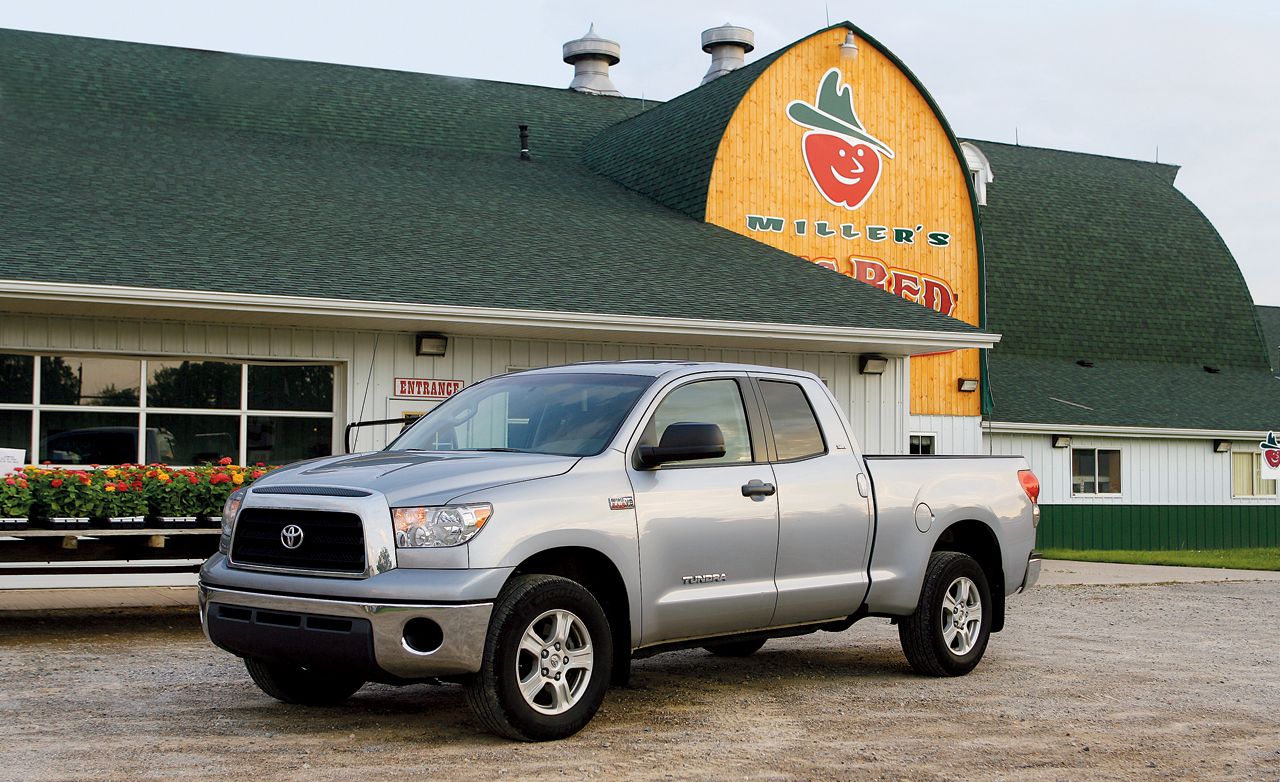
[4,478,13,486]
[218,456,233,466]
[132,480,143,490]
[115,481,128,492]
[209,473,229,485]
[78,475,92,485]
[251,469,264,479]
[188,475,198,485]
[50,478,63,488]
[17,479,27,489]
[255,462,265,467]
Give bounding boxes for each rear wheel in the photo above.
[243,658,364,705]
[464,575,613,741]
[703,638,767,657]
[898,551,992,676]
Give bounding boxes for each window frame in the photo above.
[0,352,339,466]
[630,374,766,470]
[1071,447,1123,497]
[1231,449,1278,499]
[909,433,937,456]
[753,378,829,464]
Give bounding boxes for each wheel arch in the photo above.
[507,546,633,679]
[932,518,1006,633]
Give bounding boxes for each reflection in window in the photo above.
[759,381,825,461]
[248,365,334,412]
[0,355,33,403]
[248,416,334,464]
[148,361,240,409]
[0,410,31,456]
[648,379,752,465]
[149,413,240,465]
[40,356,140,406]
[39,411,146,464]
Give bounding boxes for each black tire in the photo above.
[703,638,767,657]
[243,657,365,705]
[898,551,992,677]
[464,574,613,741]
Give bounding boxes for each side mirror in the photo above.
[637,422,726,468]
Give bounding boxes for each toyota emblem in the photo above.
[280,524,304,549]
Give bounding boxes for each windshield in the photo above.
[387,372,655,457]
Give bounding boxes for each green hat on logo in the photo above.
[786,68,894,158]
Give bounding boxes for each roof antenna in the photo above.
[825,3,830,26]
[1015,126,1020,146]
[1155,144,1159,163]
[518,125,530,161]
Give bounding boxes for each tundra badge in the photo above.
[682,573,727,584]
[609,496,635,510]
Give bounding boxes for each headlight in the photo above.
[219,488,247,554]
[393,503,492,548]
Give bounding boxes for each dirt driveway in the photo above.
[1,580,1277,781]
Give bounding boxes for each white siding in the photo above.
[986,432,1279,507]
[1,314,912,457]
[909,415,984,455]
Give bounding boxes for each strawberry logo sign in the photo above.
[787,68,894,210]
[1261,432,1280,477]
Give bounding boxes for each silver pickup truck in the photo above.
[200,361,1041,741]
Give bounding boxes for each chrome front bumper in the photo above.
[1021,552,1043,591]
[199,583,492,678]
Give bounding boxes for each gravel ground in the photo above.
[1,581,1277,782]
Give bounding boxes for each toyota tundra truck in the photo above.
[199,361,1042,741]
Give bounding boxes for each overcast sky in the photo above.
[4,1,1278,305]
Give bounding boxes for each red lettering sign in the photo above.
[392,378,464,400]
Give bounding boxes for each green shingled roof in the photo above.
[1258,306,1280,373]
[0,28,982,338]
[976,140,1280,430]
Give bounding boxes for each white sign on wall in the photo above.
[0,448,25,472]
[393,377,464,401]
[1261,432,1280,480]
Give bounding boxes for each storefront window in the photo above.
[40,356,140,406]
[0,354,33,403]
[1072,448,1122,495]
[248,416,334,464]
[248,364,334,412]
[147,360,240,409]
[0,410,32,455]
[3,355,336,466]
[148,413,240,465]
[39,411,143,464]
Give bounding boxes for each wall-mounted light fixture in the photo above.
[415,333,449,357]
[839,30,858,59]
[957,378,979,393]
[1213,439,1232,453]
[859,355,888,375]
[1052,435,1072,449]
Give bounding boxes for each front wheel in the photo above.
[464,574,613,741]
[898,551,992,676]
[243,658,364,705]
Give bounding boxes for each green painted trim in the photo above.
[1038,504,1280,551]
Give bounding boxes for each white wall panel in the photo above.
[1,314,911,457]
[909,415,984,455]
[986,432,1278,507]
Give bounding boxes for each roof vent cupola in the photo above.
[700,23,754,85]
[563,24,623,96]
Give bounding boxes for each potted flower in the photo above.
[197,457,243,528]
[143,466,200,528]
[32,469,93,528]
[1,471,33,529]
[88,469,148,528]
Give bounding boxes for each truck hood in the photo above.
[251,450,579,506]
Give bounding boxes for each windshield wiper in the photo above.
[467,447,529,453]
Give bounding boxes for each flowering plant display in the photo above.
[10,461,277,526]
[1,471,34,519]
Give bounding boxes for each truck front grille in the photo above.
[230,508,366,574]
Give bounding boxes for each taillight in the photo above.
[1018,469,1040,505]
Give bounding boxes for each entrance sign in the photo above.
[393,377,464,401]
[0,448,24,471]
[702,25,983,416]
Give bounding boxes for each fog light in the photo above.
[402,618,444,654]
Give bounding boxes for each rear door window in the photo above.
[758,380,826,461]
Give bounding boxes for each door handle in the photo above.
[741,479,776,498]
